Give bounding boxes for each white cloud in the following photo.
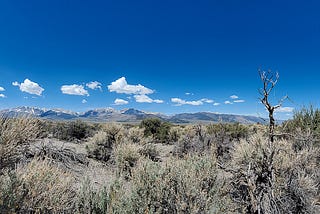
[171,98,203,106]
[224,101,233,104]
[82,99,87,104]
[0,87,5,91]
[61,84,89,96]
[108,77,153,95]
[201,98,214,103]
[213,102,220,106]
[134,95,152,103]
[86,81,102,90]
[230,95,238,99]
[12,79,44,96]
[275,107,294,113]
[134,94,164,103]
[185,92,193,96]
[234,99,245,103]
[153,99,164,104]
[0,94,6,98]
[114,98,129,105]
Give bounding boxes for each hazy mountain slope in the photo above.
[0,107,266,124]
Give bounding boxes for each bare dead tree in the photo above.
[259,69,287,142]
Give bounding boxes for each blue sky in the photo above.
[0,0,320,119]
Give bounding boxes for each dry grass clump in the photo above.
[230,134,319,213]
[0,159,75,213]
[0,117,42,170]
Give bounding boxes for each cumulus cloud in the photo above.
[230,95,238,99]
[12,79,44,96]
[234,99,245,103]
[213,102,220,106]
[275,106,294,113]
[0,87,5,98]
[224,101,233,104]
[153,99,164,104]
[108,77,153,95]
[82,99,87,104]
[201,98,214,103]
[86,81,102,90]
[134,95,163,103]
[171,98,203,106]
[114,98,129,105]
[61,84,89,96]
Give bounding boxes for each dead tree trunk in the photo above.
[259,69,287,143]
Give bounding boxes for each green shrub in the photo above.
[207,122,249,141]
[43,120,96,142]
[140,118,171,143]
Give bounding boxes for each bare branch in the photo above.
[258,69,285,143]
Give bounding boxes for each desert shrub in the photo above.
[114,143,141,179]
[123,154,230,213]
[140,118,171,143]
[30,139,88,171]
[0,159,75,213]
[0,117,41,171]
[44,119,96,142]
[126,126,144,144]
[229,134,319,213]
[76,177,109,214]
[173,124,212,157]
[207,122,249,142]
[168,125,184,143]
[207,123,249,159]
[283,106,320,149]
[139,143,160,162]
[87,123,123,162]
[0,170,27,213]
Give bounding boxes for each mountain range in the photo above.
[0,106,267,124]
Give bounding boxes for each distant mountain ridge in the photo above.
[0,106,266,124]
